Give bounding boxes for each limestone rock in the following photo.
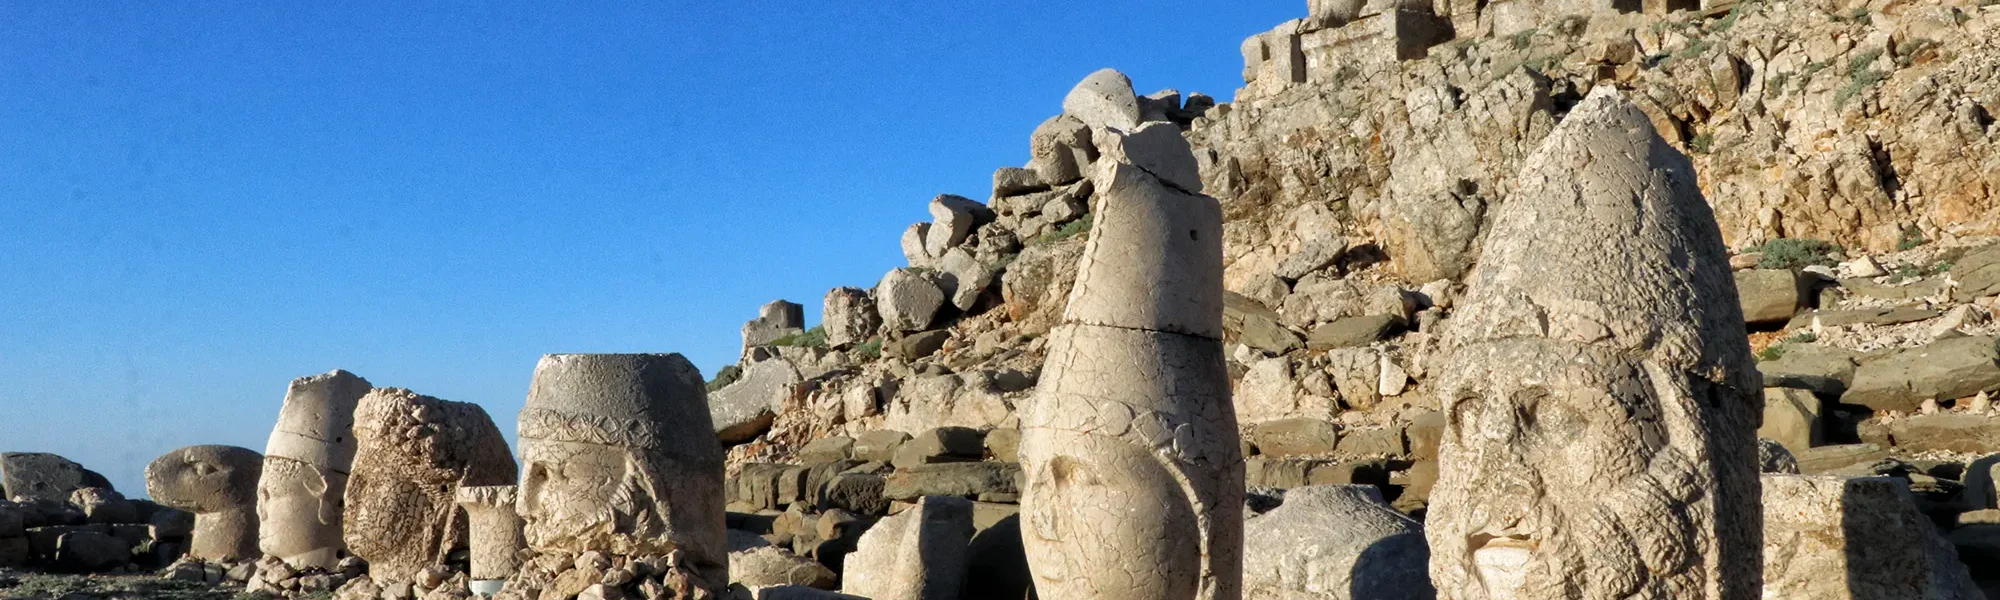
[67,487,135,525]
[145,445,262,562]
[1842,336,2000,413]
[1735,268,1804,324]
[923,195,993,258]
[877,267,948,333]
[1306,315,1399,350]
[1097,122,1204,193]
[935,248,998,312]
[1272,235,1349,281]
[1028,115,1096,185]
[345,387,516,585]
[1242,485,1431,600]
[841,495,974,600]
[1250,418,1340,457]
[260,369,372,570]
[54,530,130,572]
[822,287,880,349]
[852,430,913,463]
[1059,162,1224,339]
[883,463,1020,502]
[889,427,985,469]
[1759,387,1822,453]
[1762,475,1984,599]
[1952,245,2000,301]
[455,485,524,585]
[1879,412,2000,454]
[711,358,801,444]
[1428,89,1762,600]
[0,453,112,504]
[796,436,855,466]
[992,167,1049,198]
[516,353,729,591]
[1224,291,1302,355]
[1060,69,1141,132]
[1757,344,1859,397]
[1757,439,1801,474]
[732,545,837,590]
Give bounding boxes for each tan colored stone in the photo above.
[345,387,516,585]
[259,369,372,569]
[1428,89,1762,600]
[146,445,262,562]
[841,495,974,600]
[456,485,525,584]
[515,353,727,592]
[1021,139,1242,600]
[1762,475,1983,599]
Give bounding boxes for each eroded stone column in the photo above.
[1019,126,1244,600]
[344,387,517,585]
[145,445,264,561]
[259,369,371,569]
[514,353,728,593]
[456,485,524,596]
[1425,87,1763,600]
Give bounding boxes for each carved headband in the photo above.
[266,429,355,474]
[517,407,661,449]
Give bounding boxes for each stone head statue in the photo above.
[517,353,728,588]
[1018,126,1243,600]
[1426,88,1762,600]
[344,387,517,585]
[146,444,263,561]
[259,369,371,569]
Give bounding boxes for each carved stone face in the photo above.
[518,439,639,551]
[257,458,345,565]
[146,446,261,514]
[1431,340,1703,599]
[1021,441,1199,599]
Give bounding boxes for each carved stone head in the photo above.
[1426,88,1761,600]
[259,369,371,569]
[344,388,516,584]
[516,353,727,587]
[147,445,264,561]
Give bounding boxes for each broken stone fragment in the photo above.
[1242,485,1431,600]
[1763,475,1984,599]
[1060,68,1141,132]
[710,358,799,444]
[822,287,881,349]
[876,267,947,333]
[923,195,994,258]
[841,495,974,600]
[0,453,113,504]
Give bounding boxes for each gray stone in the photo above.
[1406,412,1446,459]
[1059,162,1224,339]
[1844,277,1950,302]
[1273,236,1350,281]
[145,446,262,562]
[1060,68,1141,132]
[1250,419,1340,456]
[823,287,880,349]
[1224,291,1302,354]
[1735,269,1803,324]
[1789,306,1943,329]
[890,427,986,469]
[731,545,837,590]
[1795,443,1891,475]
[54,530,130,572]
[1097,122,1203,194]
[1841,336,2000,413]
[710,359,801,444]
[0,453,112,503]
[876,268,948,333]
[993,167,1049,198]
[67,487,136,525]
[743,300,807,351]
[923,195,993,258]
[1880,412,2000,454]
[818,473,889,517]
[841,496,974,600]
[1306,315,1400,350]
[935,248,997,311]
[983,429,1020,463]
[1028,115,1096,185]
[852,430,913,463]
[1759,387,1822,453]
[1337,427,1407,457]
[1757,344,1859,396]
[1243,485,1431,600]
[1763,475,1984,599]
[883,463,1020,502]
[888,329,951,360]
[902,223,934,266]
[1951,244,2000,301]
[1758,439,1801,474]
[796,436,855,466]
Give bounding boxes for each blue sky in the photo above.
[0,2,1296,496]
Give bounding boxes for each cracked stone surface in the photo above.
[455,485,524,583]
[145,445,263,562]
[1020,138,1243,600]
[516,353,729,591]
[344,387,516,585]
[1426,88,1762,600]
[258,369,371,570]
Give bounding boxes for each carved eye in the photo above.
[193,463,217,476]
[1449,394,1483,439]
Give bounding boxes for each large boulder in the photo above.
[1735,269,1804,324]
[841,496,974,600]
[0,453,112,503]
[1243,485,1431,600]
[1758,344,1860,396]
[710,359,801,444]
[1879,412,2000,454]
[1762,475,1984,599]
[1060,69,1141,132]
[1224,292,1302,355]
[1028,115,1096,185]
[1951,244,2000,301]
[1841,336,2000,413]
[823,287,881,349]
[1759,387,1823,453]
[877,268,948,333]
[923,195,994,258]
[732,545,837,590]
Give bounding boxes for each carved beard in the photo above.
[524,449,666,554]
[1521,449,1705,599]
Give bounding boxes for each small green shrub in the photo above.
[1038,214,1094,246]
[855,337,884,360]
[1677,38,1714,60]
[706,365,742,392]
[1753,238,1841,270]
[1509,28,1538,50]
[1788,330,1818,344]
[1835,69,1886,108]
[1756,344,1789,362]
[1691,133,1716,154]
[1847,49,1884,73]
[1767,72,1793,94]
[770,325,828,349]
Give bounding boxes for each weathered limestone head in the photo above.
[259,369,371,569]
[146,445,264,561]
[1019,122,1243,600]
[1427,87,1762,600]
[517,353,727,587]
[345,387,517,585]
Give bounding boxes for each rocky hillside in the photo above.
[698,0,2000,596]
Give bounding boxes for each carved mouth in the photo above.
[1468,531,1535,597]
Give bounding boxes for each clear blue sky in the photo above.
[0,2,1296,496]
